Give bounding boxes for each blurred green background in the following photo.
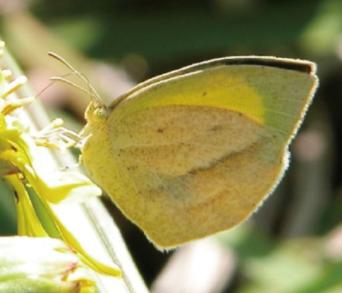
[0,0,341,292]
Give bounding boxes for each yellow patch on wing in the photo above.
[115,66,266,124]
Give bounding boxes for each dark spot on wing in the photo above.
[210,125,223,132]
[127,165,137,171]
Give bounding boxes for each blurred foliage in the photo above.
[31,1,318,67]
[24,0,340,74]
[0,0,341,291]
[217,225,342,292]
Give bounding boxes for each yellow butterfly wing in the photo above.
[82,57,318,248]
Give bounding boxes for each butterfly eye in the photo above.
[94,107,109,118]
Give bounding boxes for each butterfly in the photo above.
[78,56,318,248]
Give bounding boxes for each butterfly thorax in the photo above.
[81,101,110,156]
[85,102,109,124]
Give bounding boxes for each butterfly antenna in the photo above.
[48,52,103,104]
[35,80,55,99]
[49,76,95,97]
[35,72,78,99]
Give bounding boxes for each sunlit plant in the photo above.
[0,40,120,284]
[0,236,96,293]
